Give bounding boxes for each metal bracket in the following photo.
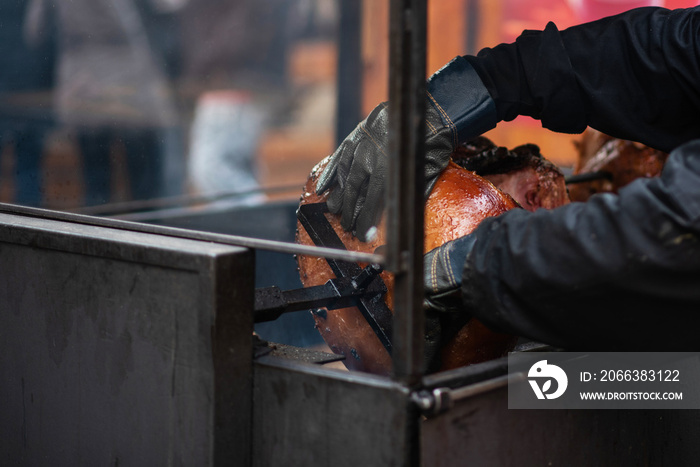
[411,387,453,417]
[253,203,394,354]
[295,202,394,354]
[254,263,386,322]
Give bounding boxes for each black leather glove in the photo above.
[423,233,476,370]
[423,233,476,313]
[316,56,497,241]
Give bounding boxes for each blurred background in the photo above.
[1,0,697,349]
[0,0,698,212]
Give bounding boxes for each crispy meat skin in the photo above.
[453,137,570,212]
[569,128,669,202]
[296,139,570,374]
[296,158,518,374]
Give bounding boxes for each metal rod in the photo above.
[465,0,480,55]
[448,374,511,402]
[0,203,384,264]
[388,0,426,385]
[335,0,363,146]
[69,183,303,217]
[565,171,614,185]
[387,1,427,465]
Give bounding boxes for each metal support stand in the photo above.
[335,0,363,146]
[387,1,427,466]
[387,0,426,388]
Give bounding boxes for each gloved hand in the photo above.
[423,233,476,371]
[423,233,476,313]
[316,56,497,241]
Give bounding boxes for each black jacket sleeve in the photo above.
[466,6,700,152]
[464,141,700,350]
[459,7,700,350]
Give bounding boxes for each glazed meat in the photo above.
[296,158,518,375]
[568,128,668,202]
[452,137,570,211]
[296,139,569,375]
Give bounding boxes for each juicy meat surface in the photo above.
[569,128,668,202]
[297,159,518,374]
[452,137,570,211]
[296,139,569,375]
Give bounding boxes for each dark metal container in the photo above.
[253,353,700,467]
[2,206,700,466]
[0,207,254,466]
[134,200,325,348]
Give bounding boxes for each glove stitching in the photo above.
[425,119,438,135]
[427,91,458,148]
[360,123,388,159]
[431,250,439,293]
[442,244,457,288]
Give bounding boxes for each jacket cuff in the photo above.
[426,56,498,143]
